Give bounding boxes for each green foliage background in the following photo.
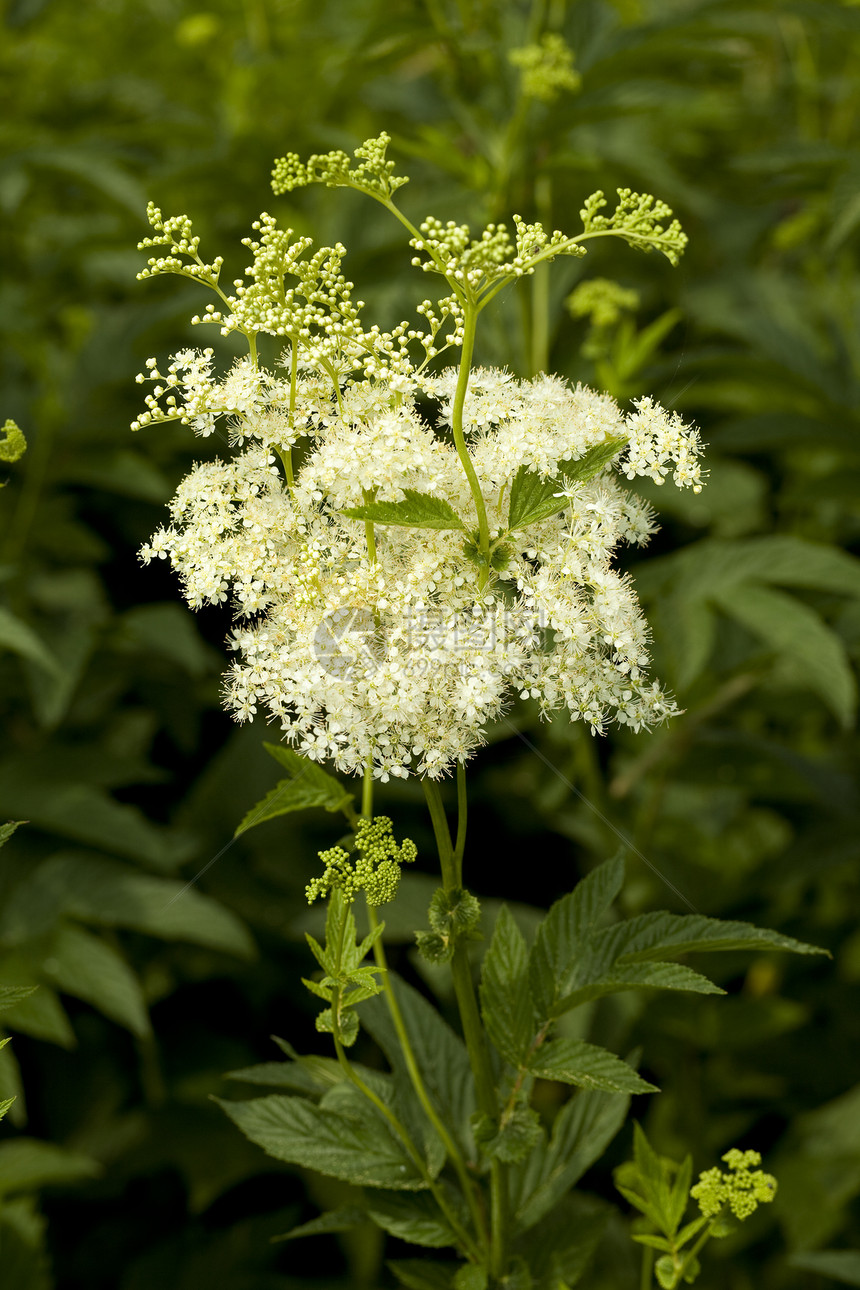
[2,0,859,1285]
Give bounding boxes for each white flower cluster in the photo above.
[139,358,704,780]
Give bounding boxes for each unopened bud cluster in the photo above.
[306,816,417,907]
[691,1149,777,1222]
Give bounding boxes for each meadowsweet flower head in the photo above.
[134,142,703,782]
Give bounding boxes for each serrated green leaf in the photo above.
[473,1105,544,1164]
[529,1039,657,1094]
[226,1060,325,1091]
[341,489,466,531]
[0,822,26,850]
[368,1188,461,1248]
[511,1088,630,1233]
[480,905,536,1065]
[273,1204,367,1242]
[551,962,725,1018]
[452,1266,488,1290]
[713,581,856,726]
[229,1039,386,1098]
[269,1037,378,1092]
[0,966,75,1049]
[0,1095,15,1121]
[0,852,255,959]
[235,743,353,834]
[0,985,38,1015]
[619,1125,696,1242]
[507,437,626,532]
[0,1139,101,1197]
[41,924,150,1037]
[606,911,827,963]
[217,1093,426,1189]
[516,1192,609,1287]
[529,855,625,1019]
[638,535,860,603]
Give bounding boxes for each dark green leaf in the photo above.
[607,911,827,962]
[0,822,26,850]
[472,1105,544,1163]
[511,1088,630,1233]
[788,1251,860,1286]
[0,610,61,676]
[217,1093,426,1189]
[551,962,725,1018]
[529,1039,657,1094]
[0,1198,51,1290]
[0,852,255,959]
[0,963,75,1048]
[235,743,354,834]
[368,1188,461,1248]
[41,924,150,1037]
[515,1192,610,1287]
[0,986,37,1015]
[452,1266,488,1290]
[0,759,192,871]
[0,1139,101,1197]
[480,904,536,1065]
[267,1037,386,1096]
[713,581,856,727]
[273,1204,367,1242]
[507,437,626,531]
[529,855,625,1019]
[341,490,466,531]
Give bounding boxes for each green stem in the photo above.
[640,1245,654,1290]
[332,1029,482,1261]
[362,488,378,566]
[366,902,489,1252]
[422,778,508,1280]
[675,1217,717,1284]
[529,174,552,376]
[280,342,298,489]
[450,308,491,582]
[361,759,374,821]
[361,761,489,1252]
[380,197,466,298]
[453,760,468,885]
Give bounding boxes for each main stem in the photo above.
[360,761,489,1255]
[422,777,508,1281]
[450,307,491,584]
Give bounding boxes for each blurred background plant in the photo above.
[1,0,859,1286]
